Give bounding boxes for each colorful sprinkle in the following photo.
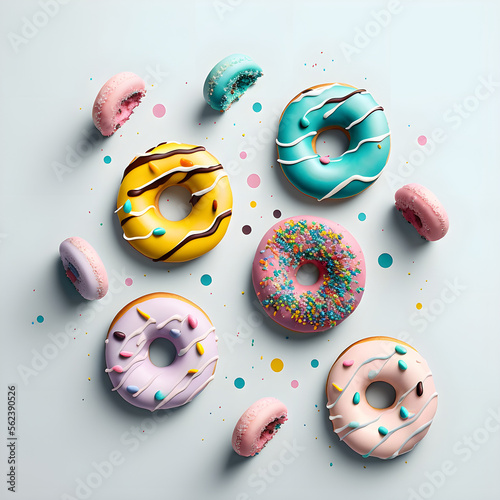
[343,359,354,367]
[395,345,407,355]
[252,102,262,112]
[103,155,112,164]
[291,380,299,388]
[188,369,199,374]
[36,315,44,324]
[270,358,284,372]
[358,212,366,222]
[234,377,245,389]
[113,331,126,341]
[200,274,212,286]
[273,209,282,219]
[240,151,247,159]
[196,342,204,355]
[348,421,359,428]
[400,406,409,419]
[353,392,360,405]
[155,390,166,401]
[331,383,343,392]
[247,174,261,188]
[242,225,252,235]
[153,227,166,236]
[311,359,319,368]
[417,135,427,146]
[119,351,133,358]
[169,329,181,338]
[125,278,133,287]
[378,253,393,268]
[123,199,132,214]
[126,386,139,394]
[398,360,408,371]
[319,155,330,165]
[149,162,160,174]
[378,426,388,436]
[152,103,166,118]
[180,158,194,167]
[111,365,123,373]
[187,315,198,329]
[416,381,424,397]
[136,307,150,320]
[212,200,218,212]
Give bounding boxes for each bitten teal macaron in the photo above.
[203,53,263,111]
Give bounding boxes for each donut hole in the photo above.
[365,381,396,409]
[296,263,320,286]
[149,338,177,367]
[158,186,192,221]
[314,127,350,159]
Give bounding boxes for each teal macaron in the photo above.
[203,53,263,111]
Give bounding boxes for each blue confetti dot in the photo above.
[36,315,44,323]
[200,274,212,286]
[234,377,245,389]
[103,156,112,164]
[252,102,262,113]
[378,253,393,268]
[311,359,319,368]
[358,212,366,222]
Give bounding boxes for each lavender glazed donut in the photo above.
[105,293,218,411]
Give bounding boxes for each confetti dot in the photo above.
[252,102,262,113]
[416,303,423,310]
[311,359,319,368]
[250,201,257,208]
[291,380,299,389]
[125,278,133,286]
[240,151,247,159]
[273,209,282,219]
[200,274,212,286]
[378,253,394,268]
[234,377,245,389]
[153,104,166,118]
[247,174,261,188]
[36,315,44,323]
[103,156,112,164]
[270,358,284,372]
[358,212,366,221]
[417,135,427,146]
[242,225,252,235]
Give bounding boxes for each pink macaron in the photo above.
[92,72,146,136]
[232,397,288,457]
[59,237,108,300]
[395,183,449,241]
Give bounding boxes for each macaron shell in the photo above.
[395,183,449,241]
[92,72,146,136]
[59,237,108,300]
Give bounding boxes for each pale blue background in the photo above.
[1,1,499,499]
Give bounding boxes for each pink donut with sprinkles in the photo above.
[395,183,449,241]
[105,293,218,411]
[252,216,365,332]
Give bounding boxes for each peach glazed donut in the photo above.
[252,216,365,332]
[326,337,438,459]
[116,142,232,262]
[105,293,218,411]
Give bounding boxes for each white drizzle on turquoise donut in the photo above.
[276,83,391,200]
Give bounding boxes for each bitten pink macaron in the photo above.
[92,72,146,136]
[59,237,108,300]
[395,183,449,241]
[232,397,288,457]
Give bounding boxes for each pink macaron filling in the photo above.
[253,414,288,454]
[115,91,144,129]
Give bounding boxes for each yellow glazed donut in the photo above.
[116,142,233,262]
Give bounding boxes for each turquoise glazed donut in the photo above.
[203,54,263,111]
[276,83,391,200]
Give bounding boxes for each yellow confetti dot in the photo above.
[241,291,245,295]
[250,201,257,208]
[88,378,91,381]
[270,358,284,372]
[416,303,423,310]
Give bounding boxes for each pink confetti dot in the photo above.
[152,104,166,118]
[240,151,247,159]
[417,135,427,146]
[291,380,299,389]
[125,278,133,286]
[247,174,261,188]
